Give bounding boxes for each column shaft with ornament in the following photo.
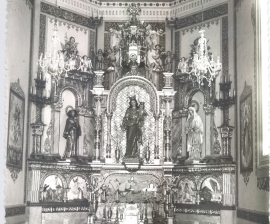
[162,73,176,163]
[91,71,105,162]
[29,72,51,158]
[213,76,236,161]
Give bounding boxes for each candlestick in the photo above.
[31,86,33,94]
[229,75,231,82]
[219,92,222,99]
[233,89,236,97]
[34,88,36,95]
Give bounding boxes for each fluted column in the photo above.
[105,112,113,163]
[94,96,102,162]
[30,123,44,156]
[154,113,160,164]
[28,170,41,203]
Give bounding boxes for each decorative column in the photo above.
[180,109,188,160]
[29,72,51,158]
[203,104,215,158]
[162,73,176,163]
[165,17,176,72]
[28,168,41,203]
[154,113,160,164]
[212,76,236,162]
[105,112,113,164]
[91,71,105,163]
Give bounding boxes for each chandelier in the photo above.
[186,0,222,86]
[38,0,72,82]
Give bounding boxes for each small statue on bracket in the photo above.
[164,51,174,72]
[63,106,81,158]
[96,49,105,70]
[79,55,94,73]
[177,57,188,74]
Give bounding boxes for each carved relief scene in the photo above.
[5,0,269,224]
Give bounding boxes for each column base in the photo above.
[167,216,174,224]
[154,159,160,165]
[92,160,101,163]
[105,158,113,164]
[219,155,233,162]
[30,153,44,160]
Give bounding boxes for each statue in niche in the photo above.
[121,97,147,158]
[63,107,81,158]
[96,49,104,70]
[185,106,204,161]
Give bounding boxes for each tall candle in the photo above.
[233,89,236,97]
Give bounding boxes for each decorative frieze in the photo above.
[41,2,96,29]
[175,4,228,29]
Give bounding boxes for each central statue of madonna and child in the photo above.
[121,96,148,162]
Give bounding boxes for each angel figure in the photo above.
[109,28,122,49]
[177,57,188,73]
[152,45,165,71]
[149,28,164,47]
[61,35,79,58]
[79,55,93,73]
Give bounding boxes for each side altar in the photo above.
[26,3,236,224]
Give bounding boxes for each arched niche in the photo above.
[40,174,66,202]
[104,76,161,164]
[67,175,88,201]
[51,86,82,157]
[182,88,215,158]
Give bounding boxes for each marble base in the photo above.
[184,159,200,164]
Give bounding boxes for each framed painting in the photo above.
[6,79,25,171]
[240,84,253,184]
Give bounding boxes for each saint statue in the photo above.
[121,97,147,158]
[185,107,204,161]
[63,108,81,158]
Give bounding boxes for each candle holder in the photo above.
[29,72,51,158]
[212,76,236,161]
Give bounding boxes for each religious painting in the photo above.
[176,178,196,204]
[240,85,253,177]
[6,80,25,170]
[67,176,88,201]
[200,177,222,204]
[101,174,161,203]
[41,175,64,202]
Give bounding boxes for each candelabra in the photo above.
[29,72,51,158]
[212,76,236,161]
